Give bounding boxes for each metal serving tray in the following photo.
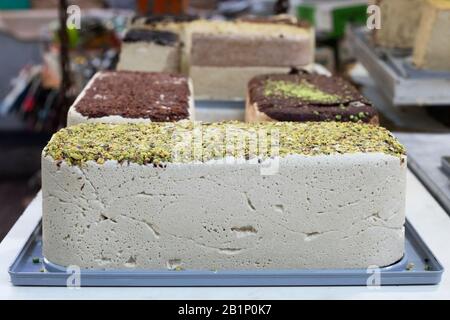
[9,219,443,287]
[442,156,450,179]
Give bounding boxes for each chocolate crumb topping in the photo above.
[74,71,190,121]
[123,29,178,46]
[249,74,378,123]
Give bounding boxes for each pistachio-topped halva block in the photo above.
[67,71,194,126]
[42,122,406,270]
[246,73,379,124]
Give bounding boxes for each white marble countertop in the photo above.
[1,170,449,300]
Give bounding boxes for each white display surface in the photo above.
[1,170,449,299]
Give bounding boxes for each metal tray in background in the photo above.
[349,27,450,106]
[395,133,450,216]
[442,157,450,179]
[9,219,443,287]
[195,100,245,122]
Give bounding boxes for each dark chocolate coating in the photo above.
[123,29,178,46]
[248,74,378,123]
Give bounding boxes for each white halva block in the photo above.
[42,152,406,270]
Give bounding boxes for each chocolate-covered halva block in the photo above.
[67,71,194,126]
[246,73,379,124]
[187,19,314,100]
[42,121,406,270]
[117,29,181,73]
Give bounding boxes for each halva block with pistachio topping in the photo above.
[246,73,379,124]
[42,121,406,270]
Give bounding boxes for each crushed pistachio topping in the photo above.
[43,122,406,166]
[264,80,342,103]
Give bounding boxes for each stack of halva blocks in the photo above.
[118,15,315,100]
[41,14,407,271]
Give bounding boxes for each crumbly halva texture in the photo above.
[44,121,406,166]
[42,122,407,270]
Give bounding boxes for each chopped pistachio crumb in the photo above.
[406,262,415,271]
[264,79,341,103]
[335,115,342,120]
[43,121,406,166]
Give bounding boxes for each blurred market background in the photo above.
[0,0,449,241]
